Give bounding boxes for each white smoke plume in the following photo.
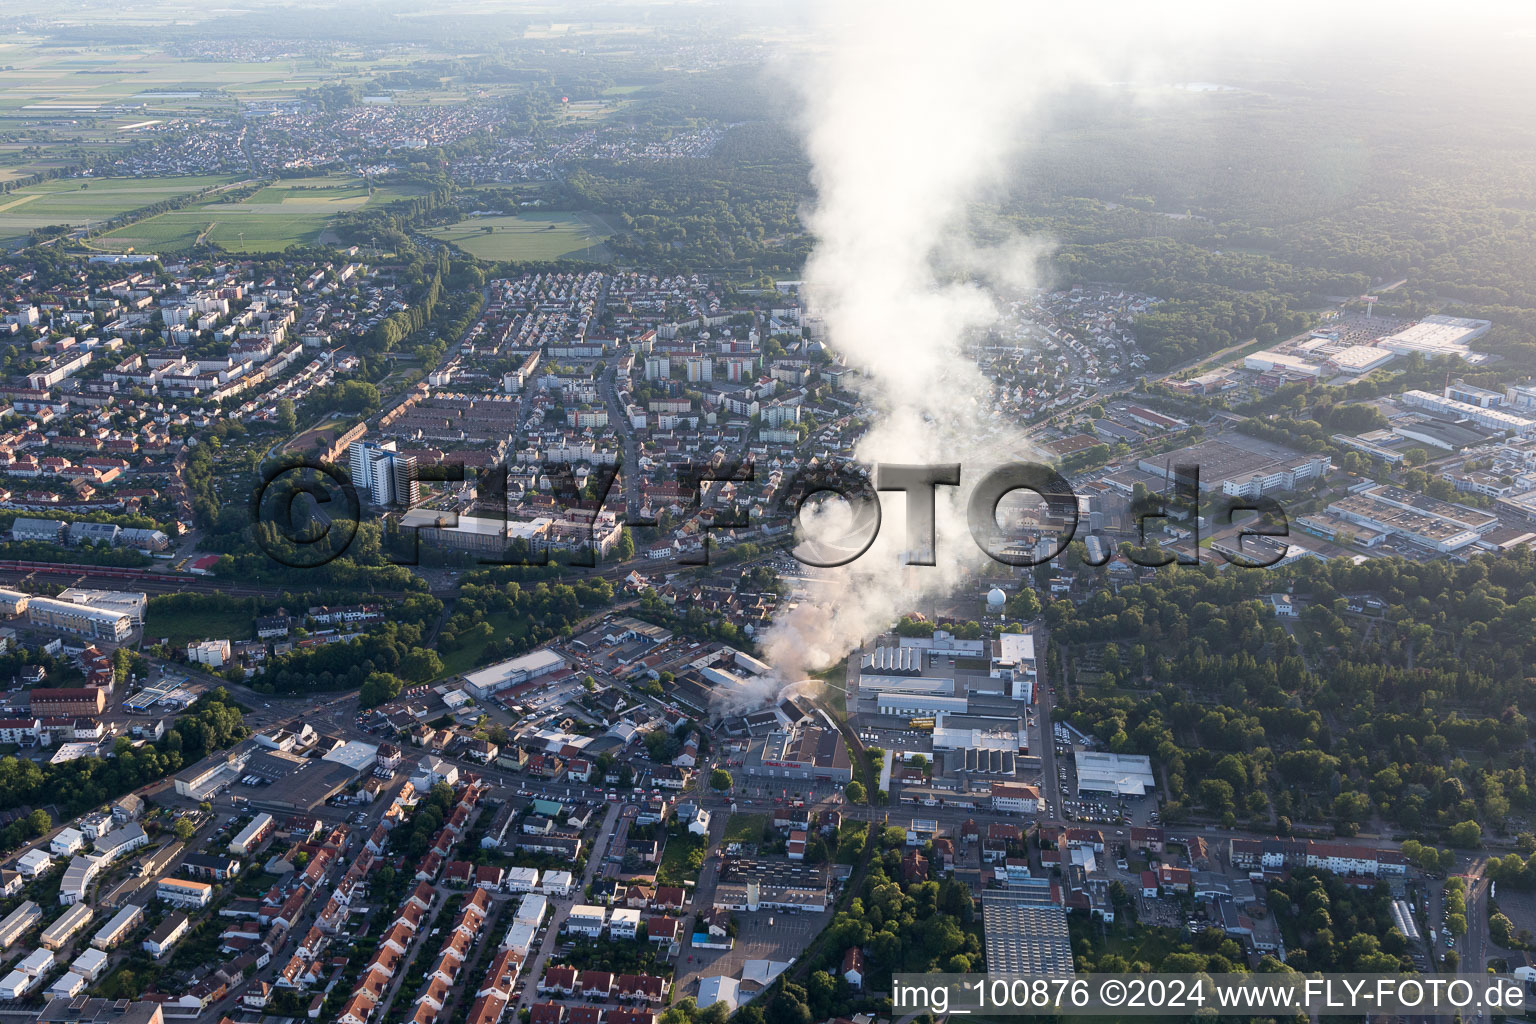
[745,0,1112,702]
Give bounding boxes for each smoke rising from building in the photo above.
[748,0,1098,702]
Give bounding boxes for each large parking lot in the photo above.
[673,907,831,1001]
[1055,748,1160,826]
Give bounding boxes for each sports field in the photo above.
[91,175,428,253]
[424,211,614,261]
[0,174,238,246]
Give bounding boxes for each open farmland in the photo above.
[91,174,428,253]
[0,174,238,246]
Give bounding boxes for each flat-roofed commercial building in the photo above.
[1074,751,1156,797]
[1327,484,1497,554]
[1402,389,1536,436]
[173,753,243,800]
[1380,315,1491,358]
[1138,438,1330,499]
[991,631,1037,702]
[1325,344,1396,375]
[396,510,553,557]
[714,859,830,913]
[462,648,566,700]
[55,588,147,626]
[745,726,853,783]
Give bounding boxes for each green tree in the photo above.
[400,648,443,681]
[360,671,404,708]
[710,768,733,791]
[1449,820,1483,848]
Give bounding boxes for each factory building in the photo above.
[990,632,1037,702]
[1327,484,1497,554]
[876,693,968,717]
[862,646,923,675]
[860,674,955,698]
[462,649,566,700]
[1379,315,1491,358]
[1402,390,1536,436]
[1138,439,1330,499]
[857,647,960,704]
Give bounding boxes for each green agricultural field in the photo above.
[0,174,237,246]
[425,211,614,261]
[92,175,429,253]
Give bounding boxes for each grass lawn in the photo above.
[656,831,706,886]
[0,174,237,245]
[424,211,613,261]
[145,602,255,648]
[723,813,769,845]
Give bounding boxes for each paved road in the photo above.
[600,354,642,518]
[1034,617,1063,816]
[1461,859,1491,975]
[509,801,628,1017]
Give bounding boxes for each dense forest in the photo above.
[1052,549,1536,843]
